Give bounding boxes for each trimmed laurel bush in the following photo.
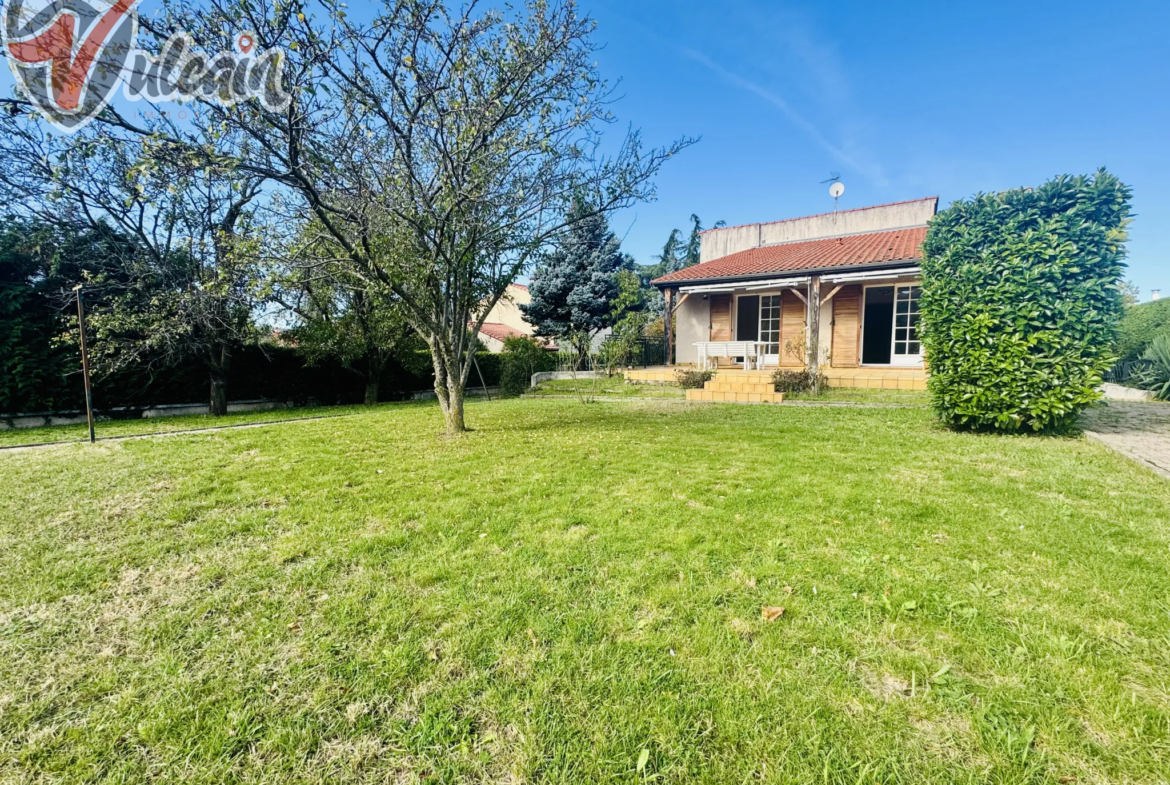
[920,170,1131,432]
[675,368,714,389]
[499,336,556,395]
[772,369,827,394]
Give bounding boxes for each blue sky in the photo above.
[3,1,1165,296]
[592,0,1169,299]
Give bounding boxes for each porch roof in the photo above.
[651,226,926,288]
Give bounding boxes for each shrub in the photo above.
[772,368,827,394]
[1133,335,1170,400]
[499,336,556,395]
[920,170,1132,432]
[675,368,714,389]
[1117,298,1170,361]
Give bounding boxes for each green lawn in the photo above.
[0,403,410,448]
[2,398,1169,783]
[781,387,930,405]
[533,376,686,397]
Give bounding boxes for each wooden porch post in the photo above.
[806,276,821,391]
[663,287,675,366]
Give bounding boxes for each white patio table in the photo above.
[694,341,768,371]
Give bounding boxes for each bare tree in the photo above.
[130,0,693,433]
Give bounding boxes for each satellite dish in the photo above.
[829,182,845,199]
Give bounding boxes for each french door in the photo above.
[890,285,922,366]
[759,294,782,366]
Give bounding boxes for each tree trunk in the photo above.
[443,375,466,433]
[364,377,380,405]
[208,345,231,417]
[209,371,228,416]
[429,340,468,434]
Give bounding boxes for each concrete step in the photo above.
[686,389,785,404]
[704,380,775,394]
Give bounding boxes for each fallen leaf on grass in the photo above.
[527,628,539,646]
[761,606,785,622]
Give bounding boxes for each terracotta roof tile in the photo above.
[477,322,529,342]
[652,227,926,285]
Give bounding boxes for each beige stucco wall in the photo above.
[481,284,535,335]
[675,295,710,366]
[699,198,938,263]
[476,333,506,353]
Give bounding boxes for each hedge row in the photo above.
[1,345,502,416]
[920,170,1131,432]
[1117,298,1170,362]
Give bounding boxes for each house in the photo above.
[641,198,937,396]
[474,283,539,352]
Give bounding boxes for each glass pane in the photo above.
[896,314,908,327]
[895,329,908,341]
[908,342,920,354]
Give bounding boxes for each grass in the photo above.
[783,387,931,405]
[532,376,686,397]
[2,397,1169,783]
[531,378,927,406]
[0,402,403,448]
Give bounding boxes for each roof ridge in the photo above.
[698,197,939,235]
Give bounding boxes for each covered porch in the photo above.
[653,265,926,389]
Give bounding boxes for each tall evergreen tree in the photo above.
[524,199,629,355]
[639,215,725,315]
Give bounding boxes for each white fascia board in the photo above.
[820,266,921,283]
[679,276,809,295]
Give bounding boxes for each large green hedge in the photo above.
[1117,298,1170,361]
[920,170,1131,432]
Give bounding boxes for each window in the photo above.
[893,285,921,357]
[759,294,781,357]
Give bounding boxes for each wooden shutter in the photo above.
[779,290,806,367]
[831,285,862,368]
[709,294,732,341]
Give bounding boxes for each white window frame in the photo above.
[859,280,925,368]
[734,290,786,367]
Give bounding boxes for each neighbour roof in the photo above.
[652,226,927,286]
[477,322,529,343]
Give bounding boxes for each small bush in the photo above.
[500,336,557,395]
[1134,335,1170,400]
[920,170,1132,432]
[772,369,827,394]
[675,368,714,389]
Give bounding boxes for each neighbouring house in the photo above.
[474,283,539,352]
[646,198,937,393]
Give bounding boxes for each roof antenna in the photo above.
[821,173,844,213]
